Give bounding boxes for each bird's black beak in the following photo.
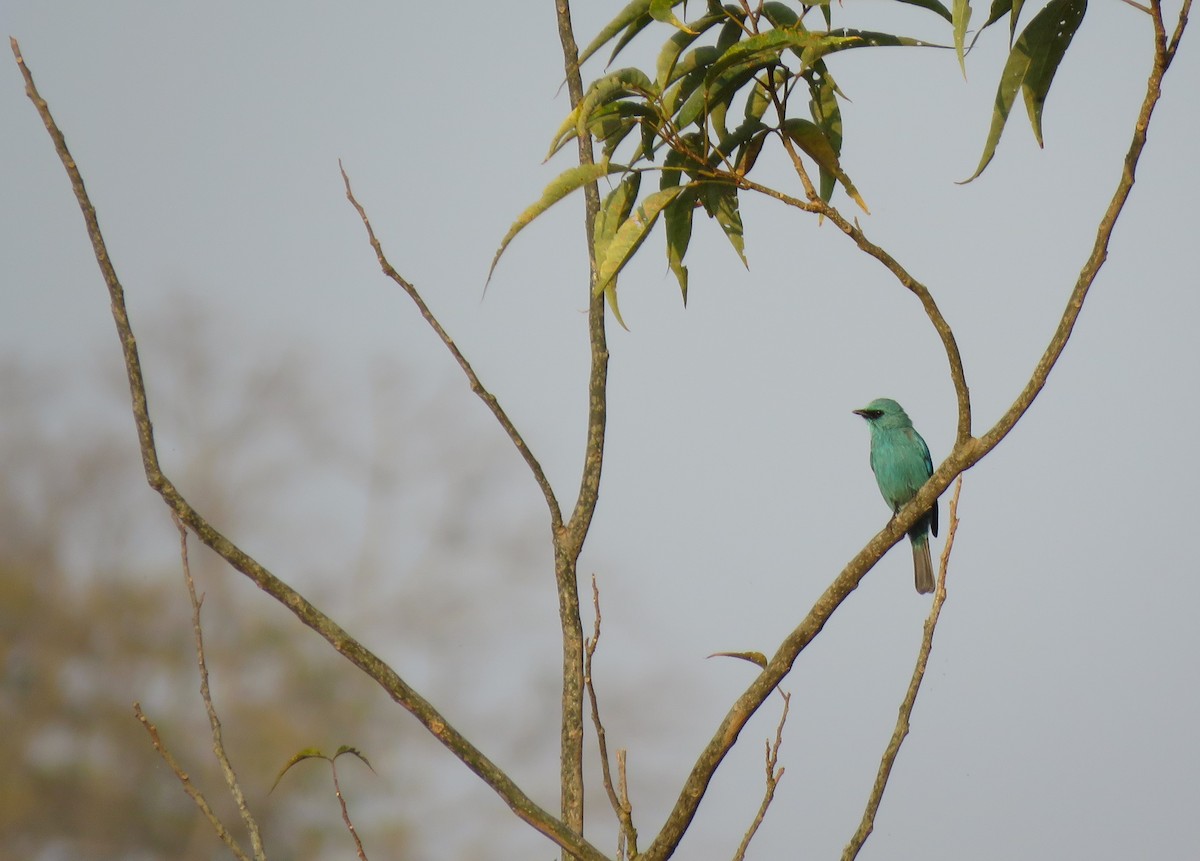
[853,408,883,420]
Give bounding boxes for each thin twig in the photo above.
[584,576,639,858]
[617,751,633,861]
[172,513,266,860]
[337,164,562,531]
[10,37,609,861]
[329,761,369,861]
[732,692,790,861]
[842,477,963,861]
[133,703,253,861]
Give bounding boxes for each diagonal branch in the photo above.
[133,704,253,861]
[339,162,563,531]
[10,36,610,861]
[842,477,963,861]
[640,10,1187,858]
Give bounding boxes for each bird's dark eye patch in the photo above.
[859,410,884,419]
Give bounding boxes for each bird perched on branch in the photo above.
[853,398,938,594]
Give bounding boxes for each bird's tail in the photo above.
[912,535,935,595]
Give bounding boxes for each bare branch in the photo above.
[329,760,370,861]
[732,692,790,861]
[337,163,562,531]
[585,576,639,858]
[842,477,963,861]
[553,0,610,850]
[172,513,266,860]
[10,37,610,861]
[133,704,253,861]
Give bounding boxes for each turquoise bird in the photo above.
[853,398,939,594]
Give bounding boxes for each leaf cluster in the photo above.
[491,0,1088,322]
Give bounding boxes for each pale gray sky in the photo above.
[4,2,1198,859]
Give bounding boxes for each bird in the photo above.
[853,398,938,594]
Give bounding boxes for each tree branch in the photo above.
[133,704,253,861]
[585,576,639,858]
[10,36,611,861]
[731,692,789,861]
[172,512,266,860]
[842,477,963,861]
[339,162,563,532]
[640,11,1187,857]
[553,0,610,851]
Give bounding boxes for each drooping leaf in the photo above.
[953,0,972,75]
[656,10,727,88]
[894,0,954,22]
[593,174,644,330]
[608,12,656,67]
[488,161,623,285]
[961,0,1087,183]
[736,128,770,176]
[700,182,748,267]
[713,118,769,167]
[760,2,800,29]
[271,747,326,792]
[576,68,657,140]
[649,0,696,33]
[663,187,696,303]
[594,174,643,262]
[1021,0,1086,146]
[782,118,869,212]
[806,63,843,202]
[594,185,688,296]
[332,746,377,773]
[1009,0,1027,42]
[982,0,1026,42]
[579,0,653,67]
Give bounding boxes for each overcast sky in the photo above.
[4,2,1198,859]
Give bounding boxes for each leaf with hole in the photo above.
[961,0,1086,183]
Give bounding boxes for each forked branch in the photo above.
[640,8,1188,858]
[842,477,964,861]
[10,36,610,861]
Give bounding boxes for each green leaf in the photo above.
[594,174,643,265]
[806,63,843,202]
[656,10,726,88]
[953,0,972,75]
[736,128,770,176]
[1021,0,1085,146]
[649,0,695,32]
[576,68,656,140]
[894,0,954,22]
[760,2,800,29]
[700,182,748,267]
[594,185,688,296]
[663,188,695,303]
[823,28,942,51]
[608,12,656,66]
[961,0,1087,183]
[782,118,869,212]
[333,746,377,772]
[488,161,623,285]
[270,747,326,792]
[579,0,653,67]
[546,105,582,161]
